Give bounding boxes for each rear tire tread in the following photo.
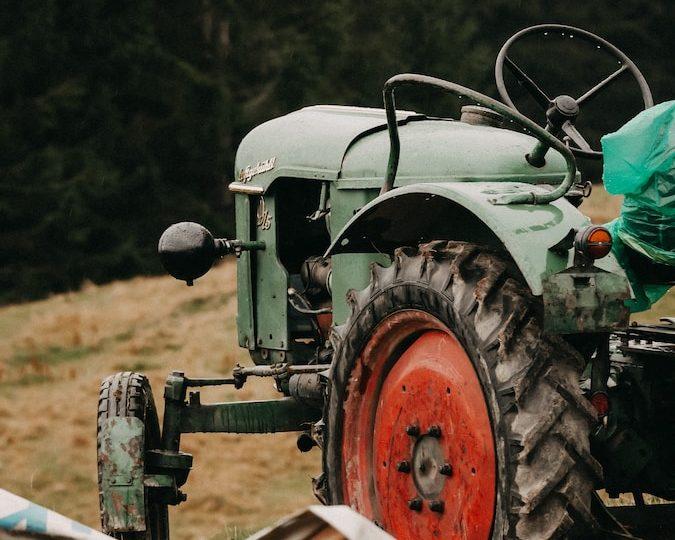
[324,241,599,539]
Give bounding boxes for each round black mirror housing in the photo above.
[158,222,217,285]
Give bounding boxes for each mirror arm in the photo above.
[158,222,266,287]
[215,239,265,258]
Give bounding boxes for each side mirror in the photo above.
[158,222,265,285]
[158,222,219,285]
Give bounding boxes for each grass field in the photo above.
[0,261,318,539]
[0,185,671,538]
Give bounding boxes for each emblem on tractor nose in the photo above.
[256,197,272,230]
[238,157,277,183]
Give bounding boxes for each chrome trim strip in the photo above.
[228,182,265,194]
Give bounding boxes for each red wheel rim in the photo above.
[341,310,496,539]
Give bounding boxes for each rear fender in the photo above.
[325,182,629,330]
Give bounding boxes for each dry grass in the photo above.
[581,182,624,225]
[0,184,671,539]
[0,260,318,539]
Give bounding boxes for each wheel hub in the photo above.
[412,434,446,499]
[340,311,496,539]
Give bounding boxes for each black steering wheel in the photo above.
[495,24,653,160]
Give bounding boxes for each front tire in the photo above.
[324,242,601,539]
[97,372,169,540]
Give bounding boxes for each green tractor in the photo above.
[96,25,674,539]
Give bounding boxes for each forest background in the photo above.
[1,1,672,303]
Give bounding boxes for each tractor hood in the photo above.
[230,105,568,194]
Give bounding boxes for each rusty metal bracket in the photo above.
[99,417,146,532]
[143,474,175,488]
[543,267,630,334]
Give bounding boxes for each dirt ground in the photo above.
[0,185,672,538]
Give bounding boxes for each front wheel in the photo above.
[97,372,169,540]
[324,242,601,539]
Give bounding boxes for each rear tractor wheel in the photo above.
[324,241,602,539]
[97,372,169,540]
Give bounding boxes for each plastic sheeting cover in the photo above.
[0,488,112,539]
[602,101,674,312]
[247,505,394,540]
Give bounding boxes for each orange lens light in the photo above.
[575,226,612,260]
[586,228,612,258]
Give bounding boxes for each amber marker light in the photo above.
[575,225,613,260]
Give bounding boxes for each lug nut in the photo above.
[440,463,453,476]
[429,499,444,513]
[428,425,442,438]
[397,460,411,473]
[406,424,420,437]
[408,497,423,511]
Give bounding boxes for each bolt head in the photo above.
[440,463,453,476]
[427,424,442,438]
[406,424,420,437]
[554,95,579,116]
[397,460,411,473]
[429,499,444,513]
[408,497,423,511]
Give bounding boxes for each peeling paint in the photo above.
[99,418,146,532]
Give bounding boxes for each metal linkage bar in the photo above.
[161,368,326,439]
[183,376,238,387]
[183,363,331,390]
[179,398,321,434]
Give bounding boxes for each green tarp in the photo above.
[602,101,674,312]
